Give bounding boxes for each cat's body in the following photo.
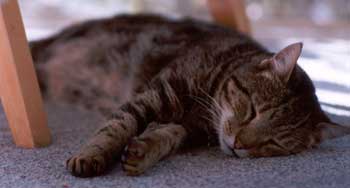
[32,14,263,119]
[30,14,349,177]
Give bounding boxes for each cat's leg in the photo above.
[66,112,138,177]
[121,122,188,176]
[66,90,166,177]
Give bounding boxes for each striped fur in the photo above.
[29,14,349,177]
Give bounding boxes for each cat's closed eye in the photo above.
[232,129,308,158]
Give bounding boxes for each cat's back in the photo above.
[120,15,268,91]
[31,14,268,115]
[32,14,265,80]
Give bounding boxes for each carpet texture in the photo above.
[1,2,349,187]
[0,102,350,188]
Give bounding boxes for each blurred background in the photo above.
[18,0,350,116]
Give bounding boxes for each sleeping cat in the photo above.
[30,14,350,177]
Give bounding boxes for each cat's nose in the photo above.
[233,138,244,149]
[230,138,250,158]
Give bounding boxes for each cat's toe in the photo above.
[66,154,106,177]
[121,138,149,176]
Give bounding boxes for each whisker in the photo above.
[198,87,224,112]
[189,96,218,117]
[186,94,221,124]
[199,115,219,127]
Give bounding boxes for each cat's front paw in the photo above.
[121,138,150,176]
[66,153,107,177]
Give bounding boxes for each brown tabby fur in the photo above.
[29,14,350,177]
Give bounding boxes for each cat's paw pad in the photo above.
[66,154,106,177]
[121,138,149,176]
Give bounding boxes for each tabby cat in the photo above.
[30,14,350,177]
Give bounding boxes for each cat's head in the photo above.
[218,42,350,158]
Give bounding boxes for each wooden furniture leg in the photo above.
[208,0,251,35]
[0,0,51,148]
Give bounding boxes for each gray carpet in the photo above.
[0,102,350,188]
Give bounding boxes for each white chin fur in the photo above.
[220,140,234,156]
[233,149,250,158]
[219,134,236,156]
[218,107,235,156]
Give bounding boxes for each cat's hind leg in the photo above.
[121,122,188,176]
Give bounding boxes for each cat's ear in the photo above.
[317,122,350,141]
[262,42,303,83]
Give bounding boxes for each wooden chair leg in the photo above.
[0,0,51,148]
[208,0,251,35]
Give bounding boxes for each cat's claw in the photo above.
[121,138,149,176]
[66,154,107,178]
